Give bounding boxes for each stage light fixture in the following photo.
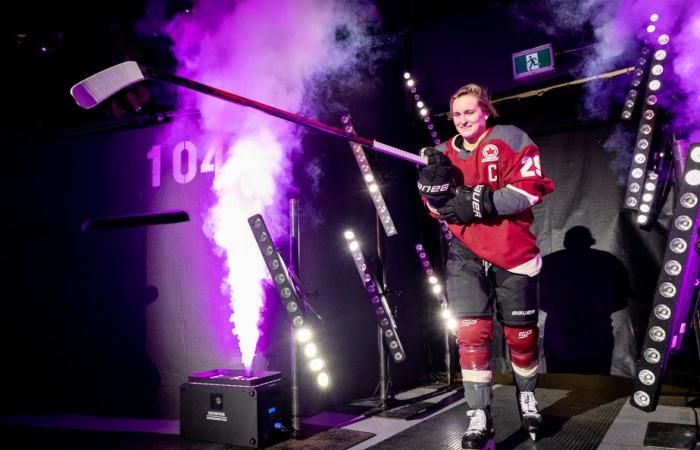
[309,358,325,372]
[344,230,406,362]
[636,171,659,226]
[341,115,398,237]
[402,71,441,145]
[295,327,312,343]
[317,372,330,388]
[630,142,700,412]
[248,214,331,389]
[249,214,306,327]
[623,38,668,210]
[621,50,649,121]
[415,243,456,331]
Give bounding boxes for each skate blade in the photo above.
[461,437,495,450]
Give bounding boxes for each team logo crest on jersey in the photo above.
[481,144,499,163]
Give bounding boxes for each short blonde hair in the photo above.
[450,83,499,118]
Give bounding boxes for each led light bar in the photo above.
[630,142,700,412]
[248,214,305,327]
[344,230,406,362]
[636,171,659,226]
[415,243,456,331]
[341,115,397,237]
[623,44,668,211]
[414,244,448,308]
[620,49,649,121]
[403,72,441,145]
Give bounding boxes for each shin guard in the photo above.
[504,324,539,381]
[457,318,494,410]
[457,318,493,383]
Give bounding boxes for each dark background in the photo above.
[1,0,696,420]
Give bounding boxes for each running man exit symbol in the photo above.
[526,53,540,70]
[513,44,555,80]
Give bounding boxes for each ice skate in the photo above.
[461,408,494,449]
[517,390,542,441]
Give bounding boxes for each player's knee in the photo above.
[504,324,538,368]
[457,318,493,371]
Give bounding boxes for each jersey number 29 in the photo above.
[520,155,542,177]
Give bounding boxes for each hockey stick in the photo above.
[70,61,426,166]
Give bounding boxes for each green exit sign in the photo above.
[512,44,555,80]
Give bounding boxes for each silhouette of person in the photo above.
[539,226,630,374]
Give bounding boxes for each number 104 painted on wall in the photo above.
[147,141,223,187]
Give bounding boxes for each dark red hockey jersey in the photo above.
[434,125,554,275]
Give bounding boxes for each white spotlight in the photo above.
[304,342,318,358]
[690,145,700,163]
[348,240,360,252]
[295,327,313,343]
[446,317,458,331]
[309,358,325,372]
[428,275,438,284]
[403,72,411,80]
[419,107,429,116]
[685,169,700,186]
[649,13,659,22]
[317,371,330,388]
[343,230,355,240]
[432,284,443,295]
[406,79,415,87]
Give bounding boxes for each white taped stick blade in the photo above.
[70,61,145,109]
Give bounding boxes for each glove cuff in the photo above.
[472,185,497,217]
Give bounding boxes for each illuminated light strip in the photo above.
[630,142,700,412]
[344,230,406,363]
[415,243,455,331]
[622,15,666,121]
[623,30,669,211]
[403,72,441,145]
[248,214,305,327]
[341,115,397,237]
[414,243,448,309]
[621,48,650,121]
[249,214,332,388]
[636,171,659,226]
[401,73,453,241]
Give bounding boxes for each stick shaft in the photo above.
[155,72,425,165]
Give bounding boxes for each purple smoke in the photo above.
[514,0,700,149]
[156,0,384,369]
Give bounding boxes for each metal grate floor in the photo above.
[364,384,626,450]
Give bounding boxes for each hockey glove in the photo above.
[417,147,454,207]
[436,185,497,225]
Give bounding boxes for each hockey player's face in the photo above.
[451,94,488,143]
